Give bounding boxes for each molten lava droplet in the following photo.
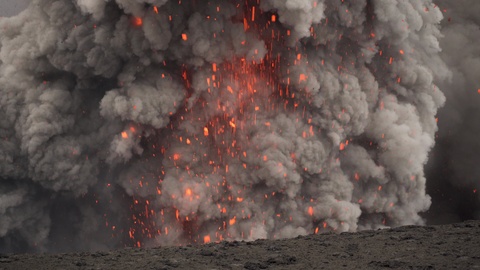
[204,127,209,137]
[182,33,188,41]
[229,217,236,225]
[131,17,142,27]
[308,206,314,216]
[173,153,180,161]
[299,73,307,83]
[339,142,345,151]
[121,132,128,139]
[399,49,405,55]
[185,188,192,196]
[204,235,211,244]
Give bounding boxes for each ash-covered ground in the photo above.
[1,220,479,270]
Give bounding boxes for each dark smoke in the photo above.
[424,0,480,224]
[0,0,449,252]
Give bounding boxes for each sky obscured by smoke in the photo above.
[0,0,31,17]
[424,0,480,224]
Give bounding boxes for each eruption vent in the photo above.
[0,0,448,252]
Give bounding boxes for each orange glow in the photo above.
[121,132,128,139]
[477,89,480,94]
[204,127,209,136]
[236,197,243,202]
[271,14,276,22]
[204,235,211,243]
[229,217,236,225]
[182,33,188,41]
[131,17,143,27]
[308,206,314,216]
[185,188,192,196]
[399,49,405,55]
[299,73,307,83]
[153,6,158,14]
[173,153,180,161]
[339,142,345,151]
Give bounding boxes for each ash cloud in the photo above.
[425,0,480,224]
[0,0,448,252]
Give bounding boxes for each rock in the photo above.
[161,259,179,268]
[244,261,268,270]
[199,249,214,256]
[266,255,297,265]
[0,258,13,263]
[74,260,87,267]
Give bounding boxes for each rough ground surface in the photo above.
[1,221,479,270]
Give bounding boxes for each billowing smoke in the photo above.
[424,0,480,224]
[0,0,448,252]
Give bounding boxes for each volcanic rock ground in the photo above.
[1,220,479,270]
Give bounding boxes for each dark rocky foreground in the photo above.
[1,221,479,270]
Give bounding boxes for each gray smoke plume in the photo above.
[0,0,448,252]
[425,0,480,224]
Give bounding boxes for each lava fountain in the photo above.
[0,0,449,252]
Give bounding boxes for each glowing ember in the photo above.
[131,17,142,27]
[308,206,314,216]
[204,235,211,244]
